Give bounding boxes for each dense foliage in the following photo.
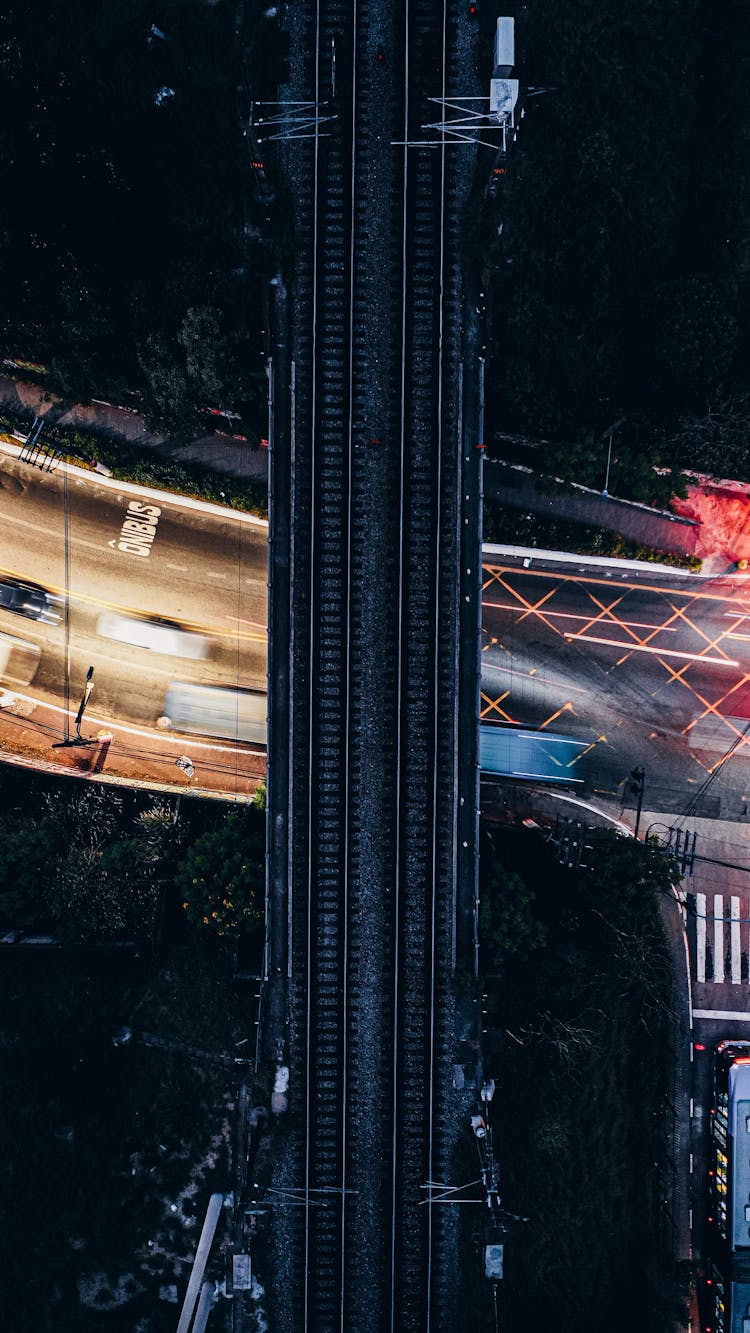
[477,824,686,1333]
[0,945,240,1331]
[484,0,750,479]
[178,810,264,936]
[0,0,280,429]
[0,786,165,942]
[0,771,265,945]
[0,769,265,1328]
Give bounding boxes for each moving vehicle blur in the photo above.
[0,576,62,624]
[97,612,209,660]
[160,682,266,744]
[479,724,587,786]
[0,631,41,686]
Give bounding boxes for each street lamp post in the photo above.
[600,416,626,500]
[74,666,95,741]
[601,431,613,499]
[53,666,96,749]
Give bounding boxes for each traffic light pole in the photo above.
[630,767,645,839]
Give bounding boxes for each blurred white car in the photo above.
[0,631,41,685]
[97,612,208,660]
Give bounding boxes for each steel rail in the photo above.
[303,0,323,1323]
[338,0,360,1323]
[389,0,411,1320]
[425,3,450,1318]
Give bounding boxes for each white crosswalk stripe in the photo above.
[732,896,742,984]
[691,892,747,986]
[714,893,725,982]
[696,892,706,984]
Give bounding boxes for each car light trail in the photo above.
[563,632,740,668]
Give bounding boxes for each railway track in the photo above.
[268,1,479,1327]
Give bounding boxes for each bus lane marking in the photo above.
[107,499,162,557]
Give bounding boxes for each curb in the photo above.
[0,436,269,529]
[483,542,731,579]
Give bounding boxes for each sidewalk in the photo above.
[0,694,265,802]
[484,459,700,559]
[0,373,269,485]
[485,458,750,574]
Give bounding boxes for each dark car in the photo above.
[0,576,62,624]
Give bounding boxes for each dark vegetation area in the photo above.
[474,823,688,1333]
[480,0,750,489]
[0,0,284,434]
[0,768,264,1329]
[0,768,265,945]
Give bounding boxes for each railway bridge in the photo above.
[264,1,484,1326]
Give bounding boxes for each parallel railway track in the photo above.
[269,1,478,1327]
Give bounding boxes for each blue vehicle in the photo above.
[479,725,588,787]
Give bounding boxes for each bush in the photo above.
[177,809,264,938]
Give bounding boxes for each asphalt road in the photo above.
[482,553,750,820]
[0,450,268,731]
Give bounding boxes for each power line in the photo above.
[679,719,750,821]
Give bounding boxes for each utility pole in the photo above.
[666,826,698,877]
[548,815,589,869]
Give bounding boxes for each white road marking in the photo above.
[693,1009,750,1022]
[732,896,742,984]
[696,893,706,984]
[167,562,189,572]
[205,572,227,580]
[715,893,725,983]
[563,632,740,667]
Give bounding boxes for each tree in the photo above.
[177,305,226,403]
[136,333,194,431]
[39,788,165,942]
[648,274,740,406]
[177,810,264,937]
[0,812,57,929]
[479,858,547,972]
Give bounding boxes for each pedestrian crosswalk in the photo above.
[688,893,747,986]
